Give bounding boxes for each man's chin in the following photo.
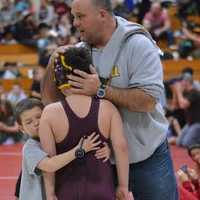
[80,35,87,42]
[79,35,94,45]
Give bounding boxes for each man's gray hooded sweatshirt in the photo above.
[83,16,169,163]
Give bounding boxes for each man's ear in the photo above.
[99,8,107,19]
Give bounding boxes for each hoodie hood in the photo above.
[96,16,161,78]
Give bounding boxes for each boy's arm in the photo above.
[38,133,101,172]
[37,147,77,172]
[39,108,57,199]
[109,104,129,199]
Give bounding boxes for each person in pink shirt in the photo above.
[143,2,174,47]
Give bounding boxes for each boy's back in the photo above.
[42,95,117,143]
[40,95,121,199]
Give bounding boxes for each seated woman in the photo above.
[176,90,200,148]
[40,46,129,200]
[0,99,21,145]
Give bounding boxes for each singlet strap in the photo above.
[60,97,100,124]
[60,99,77,124]
[87,97,100,127]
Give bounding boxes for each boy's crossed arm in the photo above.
[37,132,101,172]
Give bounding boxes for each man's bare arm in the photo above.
[67,69,156,113]
[105,86,156,112]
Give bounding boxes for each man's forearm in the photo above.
[105,86,156,112]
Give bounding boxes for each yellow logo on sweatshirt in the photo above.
[111,66,120,77]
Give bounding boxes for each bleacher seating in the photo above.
[0,44,38,66]
[168,5,182,31]
[0,44,38,93]
[0,44,36,54]
[162,59,200,80]
[0,79,33,94]
[0,54,38,66]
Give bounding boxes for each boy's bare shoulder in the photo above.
[100,99,118,113]
[42,102,63,115]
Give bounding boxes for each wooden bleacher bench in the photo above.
[0,54,39,66]
[187,16,200,25]
[0,79,33,93]
[0,44,39,66]
[168,5,182,31]
[0,44,37,54]
[18,66,38,78]
[162,59,200,80]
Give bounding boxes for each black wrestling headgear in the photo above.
[53,47,92,90]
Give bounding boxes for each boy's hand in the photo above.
[187,168,198,181]
[177,169,189,183]
[95,142,111,162]
[128,192,134,200]
[47,195,57,200]
[116,186,129,200]
[80,132,101,153]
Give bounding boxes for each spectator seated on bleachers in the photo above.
[176,0,200,20]
[176,90,200,148]
[177,90,200,147]
[177,144,200,200]
[12,12,38,47]
[166,68,199,110]
[0,99,20,145]
[0,26,17,44]
[37,22,51,51]
[7,82,27,107]
[178,22,200,59]
[1,62,21,79]
[165,69,200,147]
[30,66,45,100]
[143,2,175,47]
[38,0,55,25]
[52,0,71,18]
[0,0,16,28]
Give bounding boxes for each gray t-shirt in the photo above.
[19,138,47,200]
[90,17,169,163]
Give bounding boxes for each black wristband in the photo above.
[75,138,86,159]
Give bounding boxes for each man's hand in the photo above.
[67,65,101,96]
[95,142,111,162]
